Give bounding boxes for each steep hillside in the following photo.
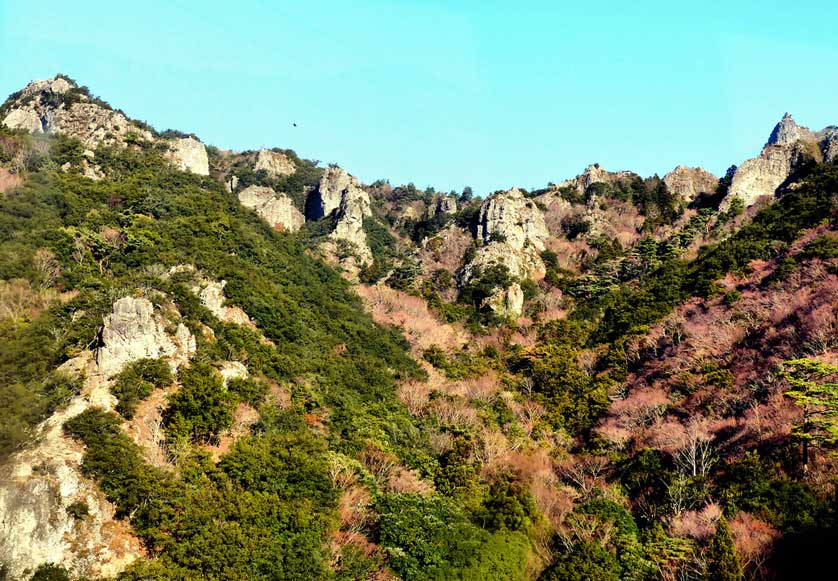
[1,75,837,581]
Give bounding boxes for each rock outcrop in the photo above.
[478,188,549,252]
[165,137,209,176]
[1,76,154,149]
[1,76,209,175]
[192,279,254,327]
[330,179,373,263]
[487,282,524,319]
[460,189,548,315]
[308,166,374,269]
[556,163,637,194]
[0,296,195,579]
[434,195,458,216]
[238,185,305,232]
[254,148,296,178]
[96,296,195,377]
[307,165,358,219]
[722,114,835,211]
[219,361,249,386]
[663,166,718,203]
[819,127,838,162]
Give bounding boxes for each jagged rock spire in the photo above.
[767,113,813,146]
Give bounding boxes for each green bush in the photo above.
[163,363,234,444]
[376,493,528,581]
[111,358,172,418]
[539,540,620,581]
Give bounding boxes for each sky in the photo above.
[1,0,837,195]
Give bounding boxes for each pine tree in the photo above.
[705,517,743,581]
[782,358,838,470]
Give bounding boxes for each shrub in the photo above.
[111,358,172,418]
[163,363,233,444]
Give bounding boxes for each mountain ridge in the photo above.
[0,73,836,581]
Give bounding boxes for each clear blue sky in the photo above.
[2,0,837,195]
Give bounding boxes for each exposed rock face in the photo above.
[723,114,837,211]
[663,166,718,202]
[485,282,524,319]
[2,108,43,133]
[165,137,209,176]
[556,163,637,193]
[2,77,154,149]
[192,279,254,327]
[238,185,305,232]
[478,188,549,252]
[224,174,239,193]
[254,148,296,178]
[466,240,544,283]
[331,182,373,258]
[96,296,196,377]
[820,127,838,162]
[0,297,196,579]
[308,166,374,269]
[768,113,815,146]
[308,165,358,219]
[219,361,249,386]
[461,188,549,313]
[434,195,458,216]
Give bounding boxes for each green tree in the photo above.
[782,358,838,468]
[539,540,620,581]
[704,517,743,581]
[29,564,71,581]
[163,363,234,444]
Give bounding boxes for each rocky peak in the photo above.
[663,165,718,202]
[478,187,548,252]
[16,75,76,99]
[767,113,815,146]
[556,163,637,193]
[2,75,153,148]
[2,75,209,175]
[723,114,826,211]
[254,148,296,178]
[308,165,359,219]
[238,185,305,232]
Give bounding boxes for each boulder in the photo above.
[2,108,43,133]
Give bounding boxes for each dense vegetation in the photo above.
[2,106,838,581]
